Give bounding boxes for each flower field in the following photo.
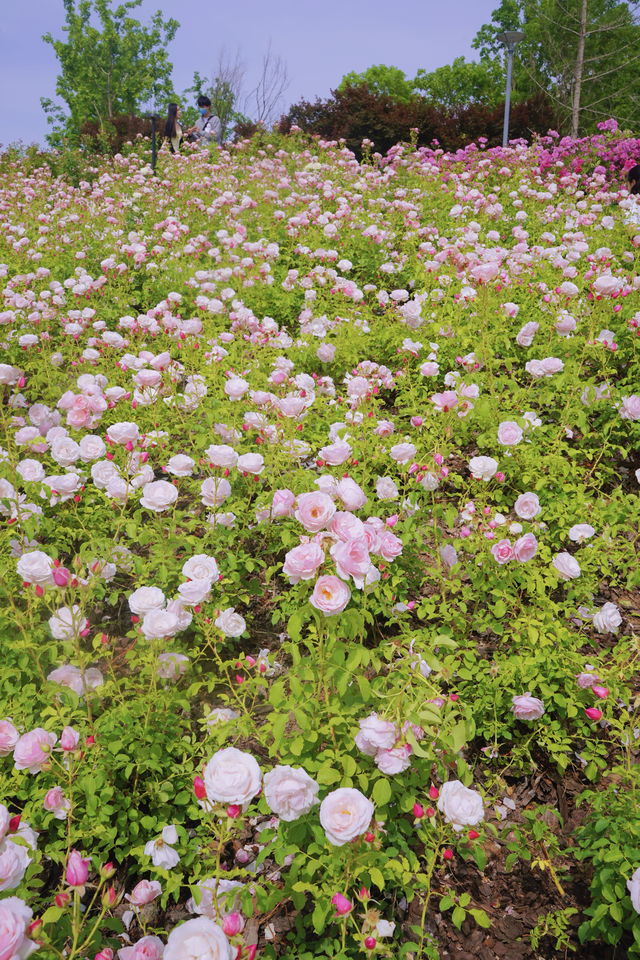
[0,125,639,960]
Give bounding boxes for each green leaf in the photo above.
[372,778,392,806]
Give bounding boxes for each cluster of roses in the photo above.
[281,486,403,615]
[354,713,420,775]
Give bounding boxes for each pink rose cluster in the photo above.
[491,533,538,564]
[355,713,422,775]
[282,488,404,614]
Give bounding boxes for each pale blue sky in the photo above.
[2,0,499,147]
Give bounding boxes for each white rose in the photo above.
[319,787,374,846]
[141,609,179,639]
[204,445,238,468]
[166,455,194,476]
[177,579,212,606]
[214,608,246,637]
[627,867,640,913]
[389,443,416,464]
[128,586,165,616]
[78,434,106,461]
[469,456,498,481]
[91,460,119,489]
[164,917,233,960]
[206,708,239,727]
[552,552,581,580]
[140,480,178,512]
[186,878,243,918]
[106,421,140,445]
[592,602,622,634]
[224,378,249,401]
[355,714,397,756]
[201,477,231,507]
[263,765,320,821]
[48,606,88,640]
[50,437,81,467]
[16,551,53,585]
[203,747,262,808]
[16,460,45,483]
[437,780,484,832]
[182,555,219,582]
[236,453,264,475]
[376,476,399,501]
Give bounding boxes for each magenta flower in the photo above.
[66,849,90,886]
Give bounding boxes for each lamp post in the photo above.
[497,31,525,148]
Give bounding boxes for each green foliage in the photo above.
[41,0,179,146]
[338,65,417,104]
[413,57,506,110]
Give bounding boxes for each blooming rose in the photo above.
[389,443,416,464]
[16,551,53,585]
[336,478,367,511]
[0,721,19,757]
[144,825,179,870]
[79,434,107,461]
[125,880,162,906]
[620,395,640,421]
[43,786,70,819]
[60,726,80,752]
[182,555,219,582]
[0,897,38,960]
[163,918,233,960]
[13,728,57,774]
[106,422,140,445]
[16,460,45,483]
[263,765,320,821]
[553,552,581,580]
[497,421,523,446]
[203,748,262,809]
[129,587,165,616]
[592,602,622,634]
[512,694,545,721]
[568,523,595,542]
[177,580,212,606]
[48,605,88,640]
[468,457,498,482]
[50,437,81,467]
[376,477,399,501]
[319,788,374,846]
[331,538,371,588]
[224,378,249,401]
[118,935,165,960]
[437,780,484,832]
[310,576,351,615]
[166,455,194,477]
[516,321,539,347]
[0,843,30,891]
[355,714,397,756]
[377,530,403,562]
[513,532,537,563]
[201,478,231,507]
[514,492,541,520]
[214,608,246,637]
[186,879,243,919]
[283,542,325,584]
[491,539,514,565]
[319,441,352,466]
[141,609,179,639]
[236,453,264,475]
[295,492,336,533]
[375,744,412,775]
[627,867,640,913]
[317,343,336,362]
[139,480,178,512]
[157,653,189,680]
[205,445,238,469]
[270,488,295,518]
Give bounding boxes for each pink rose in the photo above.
[512,694,545,720]
[620,395,640,420]
[295,492,336,533]
[355,714,397,756]
[389,443,416,464]
[224,378,249,400]
[514,532,538,562]
[283,542,325,584]
[0,721,19,757]
[200,477,231,507]
[331,512,365,542]
[319,788,374,846]
[271,489,295,518]
[309,575,351,615]
[204,445,238,469]
[319,441,352,466]
[14,728,57,774]
[60,726,80,752]
[514,492,540,520]
[516,321,539,347]
[0,844,30,892]
[236,453,264,475]
[44,786,70,819]
[331,538,371,587]
[336,478,367,511]
[497,421,523,446]
[375,744,412,774]
[0,897,37,960]
[491,539,514,564]
[118,935,165,960]
[376,530,403,562]
[66,849,90,886]
[125,880,162,906]
[263,765,320,821]
[317,343,336,362]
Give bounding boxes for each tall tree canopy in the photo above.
[42,0,178,145]
[473,0,640,134]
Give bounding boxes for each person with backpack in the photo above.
[164,103,183,154]
[190,96,222,148]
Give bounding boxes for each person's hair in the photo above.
[628,164,640,195]
[197,95,211,109]
[164,103,179,139]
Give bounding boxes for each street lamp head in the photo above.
[497,30,526,52]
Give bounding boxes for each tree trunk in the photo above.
[571,0,589,137]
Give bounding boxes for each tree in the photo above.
[42,0,179,146]
[473,0,640,135]
[413,57,506,110]
[338,65,416,103]
[250,41,290,126]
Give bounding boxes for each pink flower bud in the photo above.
[331,893,352,916]
[60,726,80,752]
[235,849,249,864]
[443,848,454,861]
[55,892,70,908]
[364,937,376,950]
[413,802,424,819]
[585,707,602,721]
[222,913,244,937]
[52,566,71,587]
[591,685,609,699]
[66,850,90,886]
[429,786,439,800]
[194,776,207,800]
[226,804,242,819]
[434,453,443,465]
[95,950,114,960]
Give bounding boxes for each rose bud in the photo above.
[428,786,439,800]
[226,805,242,819]
[585,707,603,721]
[222,912,244,937]
[364,937,376,950]
[331,893,352,916]
[66,850,90,886]
[443,848,454,861]
[413,802,425,819]
[591,685,609,699]
[193,776,207,800]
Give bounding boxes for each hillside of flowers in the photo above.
[0,123,639,960]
